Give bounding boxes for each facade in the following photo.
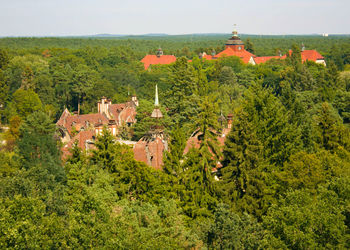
[57,96,138,158]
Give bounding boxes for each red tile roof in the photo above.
[254,50,324,64]
[118,106,137,124]
[61,130,95,159]
[141,55,177,70]
[56,108,71,127]
[301,50,324,62]
[202,54,214,60]
[62,113,109,135]
[215,47,255,63]
[254,56,284,64]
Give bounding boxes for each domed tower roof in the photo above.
[225,25,244,46]
[156,47,163,57]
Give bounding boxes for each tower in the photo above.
[133,84,167,170]
[225,24,245,51]
[151,84,163,119]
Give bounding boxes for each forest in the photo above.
[0,34,350,249]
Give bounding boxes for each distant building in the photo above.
[201,27,326,66]
[57,96,138,158]
[141,48,176,70]
[140,27,326,68]
[200,27,256,64]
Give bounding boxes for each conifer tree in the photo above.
[163,125,186,177]
[91,127,134,173]
[18,111,65,183]
[314,102,350,153]
[17,111,66,214]
[243,84,301,166]
[180,95,221,218]
[220,84,302,217]
[220,107,268,217]
[165,57,198,133]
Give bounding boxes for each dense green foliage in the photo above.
[0,35,350,248]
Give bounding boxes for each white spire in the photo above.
[155,84,159,106]
[232,24,238,37]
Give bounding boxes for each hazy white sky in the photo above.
[0,0,349,36]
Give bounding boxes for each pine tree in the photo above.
[17,111,66,214]
[18,111,65,180]
[243,84,302,166]
[165,57,199,133]
[314,102,350,153]
[220,108,268,217]
[180,95,221,218]
[220,84,302,218]
[91,127,134,173]
[163,125,186,177]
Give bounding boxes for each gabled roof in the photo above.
[141,55,177,70]
[254,56,284,64]
[56,108,71,127]
[60,113,109,135]
[255,50,324,65]
[301,50,324,62]
[215,47,255,63]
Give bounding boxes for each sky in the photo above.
[0,0,349,36]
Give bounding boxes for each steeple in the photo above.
[232,24,238,37]
[225,24,244,50]
[151,84,163,118]
[155,84,159,106]
[301,43,305,51]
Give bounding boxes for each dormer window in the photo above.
[238,46,242,50]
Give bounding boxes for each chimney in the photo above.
[98,97,113,119]
[227,114,233,129]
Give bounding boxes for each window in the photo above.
[238,46,242,50]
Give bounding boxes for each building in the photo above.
[140,27,326,68]
[203,27,256,64]
[203,27,326,66]
[141,48,177,70]
[57,96,138,158]
[133,85,168,170]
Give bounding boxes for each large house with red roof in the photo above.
[57,96,138,158]
[201,28,326,66]
[141,48,176,70]
[140,28,326,67]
